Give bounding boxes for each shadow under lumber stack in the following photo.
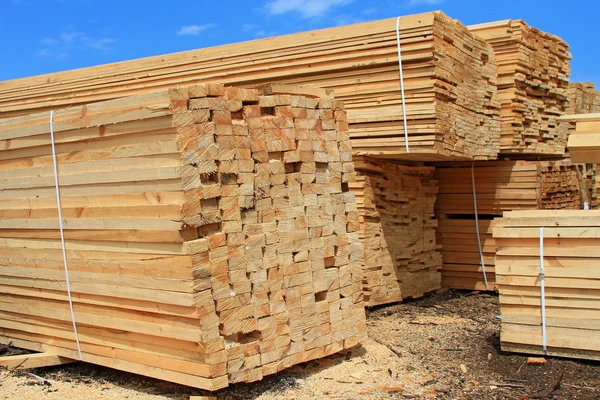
[351,157,440,306]
[0,12,500,161]
[469,19,571,157]
[0,83,366,390]
[494,210,600,361]
[435,161,594,291]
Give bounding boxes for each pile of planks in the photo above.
[350,157,441,306]
[0,12,501,161]
[469,19,571,156]
[566,82,600,114]
[494,210,600,361]
[0,83,366,390]
[435,160,594,290]
[560,113,600,164]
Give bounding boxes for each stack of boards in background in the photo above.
[0,83,366,390]
[566,82,600,115]
[565,83,600,205]
[468,19,571,156]
[350,157,440,306]
[561,114,600,164]
[494,210,600,361]
[0,11,501,161]
[435,161,595,290]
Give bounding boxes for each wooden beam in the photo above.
[0,352,75,370]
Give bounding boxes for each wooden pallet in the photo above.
[493,210,600,361]
[0,12,501,161]
[434,160,594,290]
[0,83,366,390]
[351,157,441,306]
[469,20,571,156]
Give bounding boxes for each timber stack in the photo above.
[494,210,600,361]
[435,161,594,290]
[350,157,441,306]
[561,113,600,164]
[468,19,571,156]
[563,85,600,207]
[0,12,501,161]
[0,83,366,390]
[566,82,600,115]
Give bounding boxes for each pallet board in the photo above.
[351,157,441,306]
[0,83,366,390]
[0,12,501,161]
[469,19,571,156]
[434,160,594,290]
[493,210,600,361]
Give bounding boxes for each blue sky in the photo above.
[0,0,598,85]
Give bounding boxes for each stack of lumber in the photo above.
[493,210,600,361]
[0,83,366,390]
[350,157,441,306]
[564,83,600,208]
[469,19,571,156]
[566,82,600,114]
[435,160,593,290]
[560,113,600,164]
[0,12,501,161]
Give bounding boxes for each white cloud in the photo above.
[265,0,354,19]
[83,37,116,49]
[407,0,444,6]
[37,27,116,59]
[61,30,84,43]
[177,24,215,36]
[37,48,67,60]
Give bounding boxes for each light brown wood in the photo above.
[560,113,600,164]
[469,19,571,156]
[0,352,75,370]
[351,157,441,306]
[0,12,501,161]
[566,82,600,115]
[435,160,594,290]
[493,210,600,361]
[0,83,366,390]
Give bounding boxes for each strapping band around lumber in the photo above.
[538,227,548,355]
[471,163,489,290]
[396,16,410,154]
[49,110,83,361]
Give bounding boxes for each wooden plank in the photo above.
[0,352,75,370]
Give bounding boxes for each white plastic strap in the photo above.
[471,164,489,291]
[538,227,548,355]
[50,110,83,360]
[396,16,410,154]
